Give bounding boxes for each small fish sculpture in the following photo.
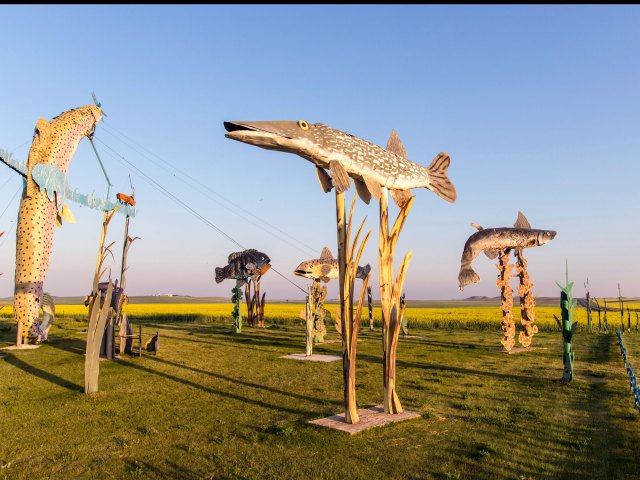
[458,212,556,290]
[215,249,271,285]
[224,120,456,207]
[294,246,371,283]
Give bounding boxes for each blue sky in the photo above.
[0,5,638,300]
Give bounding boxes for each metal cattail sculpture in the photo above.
[555,264,577,385]
[85,206,119,394]
[367,286,373,331]
[584,278,592,334]
[497,249,515,351]
[515,249,538,347]
[231,284,243,334]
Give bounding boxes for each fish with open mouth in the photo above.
[224,120,456,207]
[458,212,556,290]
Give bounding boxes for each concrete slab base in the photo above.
[502,346,544,354]
[401,335,428,339]
[309,405,421,434]
[1,344,42,351]
[281,353,341,363]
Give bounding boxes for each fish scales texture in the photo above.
[215,249,270,283]
[14,106,102,338]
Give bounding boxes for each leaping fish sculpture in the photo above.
[458,212,556,291]
[215,249,271,285]
[224,120,456,207]
[294,246,371,283]
[9,105,104,340]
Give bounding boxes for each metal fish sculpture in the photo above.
[13,105,103,340]
[458,212,556,291]
[293,246,371,283]
[215,249,271,285]
[224,120,456,207]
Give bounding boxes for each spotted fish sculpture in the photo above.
[215,249,271,285]
[458,212,557,290]
[294,246,371,283]
[224,120,456,207]
[11,105,103,340]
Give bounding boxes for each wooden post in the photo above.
[139,324,142,357]
[378,187,413,415]
[367,286,373,331]
[497,249,515,352]
[305,291,313,356]
[515,250,538,348]
[584,279,592,334]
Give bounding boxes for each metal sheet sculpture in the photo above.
[554,265,577,384]
[294,246,370,355]
[0,105,136,346]
[225,119,454,422]
[215,249,270,333]
[458,212,556,351]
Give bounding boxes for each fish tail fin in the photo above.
[458,267,480,291]
[359,264,371,279]
[427,152,457,203]
[215,267,226,284]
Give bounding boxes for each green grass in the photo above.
[1,315,640,479]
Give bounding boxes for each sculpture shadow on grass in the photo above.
[3,353,82,392]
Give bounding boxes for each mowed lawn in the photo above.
[1,313,640,479]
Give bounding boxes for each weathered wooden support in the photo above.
[378,187,413,415]
[84,207,118,394]
[515,250,538,348]
[496,249,515,352]
[305,293,313,356]
[335,193,371,424]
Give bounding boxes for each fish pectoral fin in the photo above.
[315,166,333,193]
[390,189,413,209]
[470,223,483,231]
[514,211,532,229]
[386,130,407,158]
[320,264,332,276]
[245,262,255,271]
[484,249,500,260]
[353,178,372,204]
[363,175,382,202]
[59,203,76,224]
[329,160,350,193]
[319,247,333,261]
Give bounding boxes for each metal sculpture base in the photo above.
[281,353,341,363]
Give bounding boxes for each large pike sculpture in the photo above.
[224,120,456,205]
[0,103,136,344]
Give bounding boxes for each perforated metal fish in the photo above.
[224,120,456,207]
[215,249,271,285]
[458,212,556,291]
[293,246,371,283]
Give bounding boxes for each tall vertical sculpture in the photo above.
[0,102,136,346]
[224,119,455,423]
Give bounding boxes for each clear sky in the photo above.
[0,5,638,301]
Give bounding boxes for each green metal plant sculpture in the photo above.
[554,264,577,385]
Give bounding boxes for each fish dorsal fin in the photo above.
[514,211,532,229]
[386,130,407,158]
[390,189,413,209]
[363,175,382,202]
[329,160,350,193]
[353,178,372,204]
[470,223,483,231]
[316,166,333,193]
[228,250,250,263]
[319,247,333,261]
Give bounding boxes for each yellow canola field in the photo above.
[0,303,610,331]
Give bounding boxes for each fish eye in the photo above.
[298,119,309,130]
